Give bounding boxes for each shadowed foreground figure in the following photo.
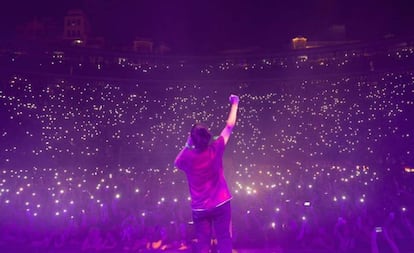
[175,94,240,253]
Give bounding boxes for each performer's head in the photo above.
[190,123,212,152]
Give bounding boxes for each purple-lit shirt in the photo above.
[175,136,232,210]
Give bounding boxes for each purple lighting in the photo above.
[0,40,413,252]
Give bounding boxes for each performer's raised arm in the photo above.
[220,94,239,145]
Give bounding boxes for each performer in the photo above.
[174,94,240,253]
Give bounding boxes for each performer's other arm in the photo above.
[174,135,192,167]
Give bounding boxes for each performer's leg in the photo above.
[193,210,212,253]
[213,202,232,253]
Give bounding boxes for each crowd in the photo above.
[1,38,414,80]
[0,42,414,252]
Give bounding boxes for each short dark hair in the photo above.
[190,123,212,152]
